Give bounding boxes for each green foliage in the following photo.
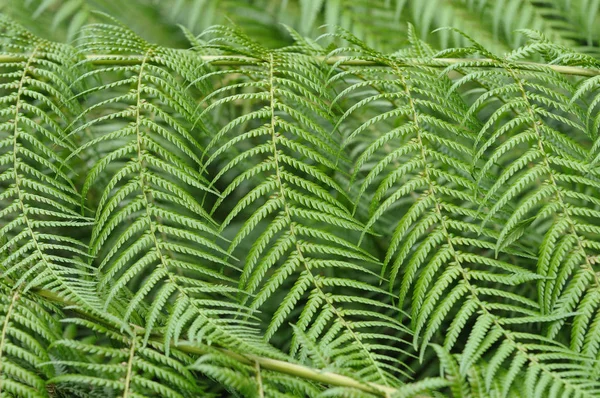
[1,2,600,397]
[6,0,600,52]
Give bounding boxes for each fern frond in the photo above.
[448,32,600,358]
[70,21,278,358]
[0,17,102,313]
[49,317,210,397]
[327,28,539,366]
[196,25,415,386]
[0,283,63,397]
[2,6,600,397]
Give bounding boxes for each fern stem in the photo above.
[122,336,137,398]
[86,55,600,77]
[0,54,596,76]
[33,287,406,396]
[254,361,264,398]
[176,343,400,396]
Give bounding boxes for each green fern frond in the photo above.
[194,25,416,386]
[49,317,209,397]
[2,5,600,397]
[0,17,101,311]
[69,21,278,359]
[448,32,600,362]
[0,283,62,397]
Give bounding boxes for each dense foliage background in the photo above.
[2,1,600,397]
[4,0,600,53]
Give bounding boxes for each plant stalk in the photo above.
[0,53,597,76]
[177,343,400,396]
[34,288,403,397]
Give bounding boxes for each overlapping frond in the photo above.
[49,316,210,397]
[447,30,600,346]
[0,17,101,310]
[426,30,600,396]
[2,6,600,398]
[322,26,600,397]
[328,25,535,352]
[71,21,277,357]
[196,25,415,386]
[0,283,62,397]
